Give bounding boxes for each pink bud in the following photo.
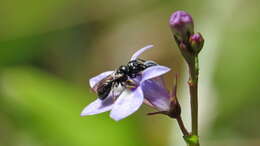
[169,11,194,41]
[189,33,204,53]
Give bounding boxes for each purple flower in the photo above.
[80,45,173,121]
[169,10,194,41]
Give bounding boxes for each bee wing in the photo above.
[92,75,114,93]
[89,71,114,88]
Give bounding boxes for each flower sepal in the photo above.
[168,98,181,118]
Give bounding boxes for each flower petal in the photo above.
[89,71,114,88]
[142,78,171,111]
[141,65,170,82]
[110,87,144,121]
[80,96,114,116]
[130,45,154,60]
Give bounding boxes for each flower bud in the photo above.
[169,11,194,42]
[189,33,204,54]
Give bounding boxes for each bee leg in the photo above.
[112,86,115,100]
[125,79,137,89]
[137,58,146,62]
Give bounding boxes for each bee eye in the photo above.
[118,65,129,74]
[144,60,157,68]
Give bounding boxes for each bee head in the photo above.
[117,65,130,75]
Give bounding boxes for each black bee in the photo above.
[93,59,157,100]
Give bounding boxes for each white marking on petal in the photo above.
[130,45,154,60]
[110,87,144,121]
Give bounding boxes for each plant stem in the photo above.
[176,116,193,146]
[188,56,200,146]
[176,116,189,136]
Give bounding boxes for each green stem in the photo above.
[188,56,200,146]
[176,116,194,146]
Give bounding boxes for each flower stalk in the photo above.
[188,56,199,136]
[176,115,189,137]
[169,10,204,146]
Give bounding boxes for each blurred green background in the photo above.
[0,0,259,146]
